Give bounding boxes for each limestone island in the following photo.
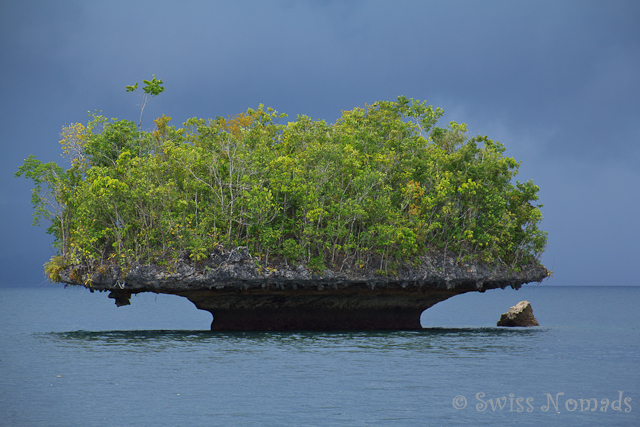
[17,82,549,330]
[60,247,547,330]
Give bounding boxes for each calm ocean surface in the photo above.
[1,285,638,426]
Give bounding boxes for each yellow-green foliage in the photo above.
[18,95,547,276]
[44,255,67,283]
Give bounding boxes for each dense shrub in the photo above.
[17,93,547,280]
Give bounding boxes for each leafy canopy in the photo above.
[16,83,547,281]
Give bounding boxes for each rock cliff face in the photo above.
[60,246,548,331]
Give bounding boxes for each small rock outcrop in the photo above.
[497,301,539,327]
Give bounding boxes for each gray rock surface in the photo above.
[60,246,548,330]
[497,300,540,327]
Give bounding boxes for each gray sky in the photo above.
[1,0,638,286]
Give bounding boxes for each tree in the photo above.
[17,84,547,283]
[126,74,165,143]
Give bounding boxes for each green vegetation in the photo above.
[17,78,546,281]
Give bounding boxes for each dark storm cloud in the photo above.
[1,0,638,286]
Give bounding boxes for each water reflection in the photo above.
[43,327,545,358]
[47,327,542,341]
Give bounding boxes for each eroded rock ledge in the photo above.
[60,246,548,331]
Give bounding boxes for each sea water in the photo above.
[1,285,638,426]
